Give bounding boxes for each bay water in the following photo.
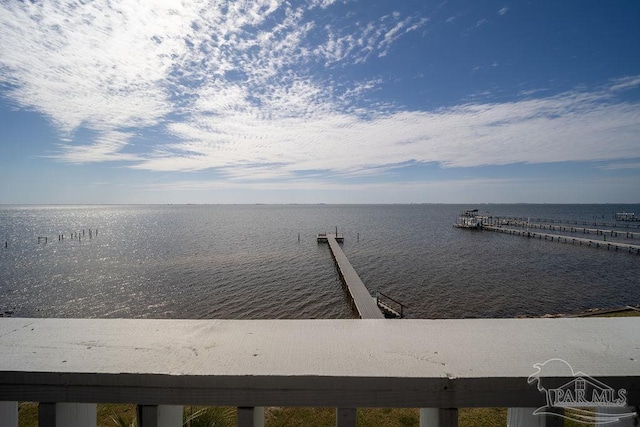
[1,204,639,319]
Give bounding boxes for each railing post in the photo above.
[438,408,458,427]
[336,407,357,427]
[419,408,437,426]
[137,405,158,427]
[36,404,97,427]
[158,405,183,427]
[596,406,638,426]
[0,402,18,427]
[237,406,264,427]
[137,405,182,427]
[38,403,56,427]
[422,408,458,427]
[55,403,97,426]
[545,408,564,427]
[506,408,545,426]
[254,406,265,427]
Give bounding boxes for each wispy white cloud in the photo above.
[377,16,428,57]
[129,82,640,181]
[308,0,339,9]
[462,17,490,37]
[316,13,427,65]
[498,7,509,16]
[0,0,424,165]
[609,76,640,92]
[598,161,640,170]
[1,0,639,191]
[53,130,139,163]
[0,0,184,132]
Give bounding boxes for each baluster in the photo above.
[137,405,183,427]
[420,408,458,427]
[237,406,265,427]
[336,407,357,427]
[0,401,18,427]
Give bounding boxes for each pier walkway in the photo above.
[484,225,640,254]
[496,216,640,229]
[322,234,384,319]
[498,220,639,239]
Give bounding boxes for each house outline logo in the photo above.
[527,358,637,425]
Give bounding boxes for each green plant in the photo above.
[183,406,236,427]
[109,406,235,427]
[110,411,136,427]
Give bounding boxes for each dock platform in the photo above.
[320,234,384,319]
[317,232,344,243]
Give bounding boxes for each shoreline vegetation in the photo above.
[17,405,505,427]
[13,305,638,426]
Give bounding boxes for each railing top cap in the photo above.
[0,317,638,380]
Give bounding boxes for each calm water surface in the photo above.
[1,204,639,319]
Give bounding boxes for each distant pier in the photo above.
[483,225,640,254]
[454,209,640,255]
[496,220,638,239]
[496,216,640,229]
[318,233,384,319]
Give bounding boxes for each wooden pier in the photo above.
[496,216,640,229]
[319,233,384,319]
[497,220,638,239]
[484,225,640,254]
[317,232,344,243]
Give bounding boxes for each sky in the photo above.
[0,0,639,204]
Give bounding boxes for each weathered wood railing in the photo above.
[375,291,406,318]
[1,317,638,427]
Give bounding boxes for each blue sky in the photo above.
[1,0,639,204]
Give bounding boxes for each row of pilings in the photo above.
[4,229,98,249]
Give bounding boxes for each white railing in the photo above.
[1,317,638,427]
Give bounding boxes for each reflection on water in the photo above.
[1,204,639,319]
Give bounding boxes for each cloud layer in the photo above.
[134,86,640,181]
[1,0,639,186]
